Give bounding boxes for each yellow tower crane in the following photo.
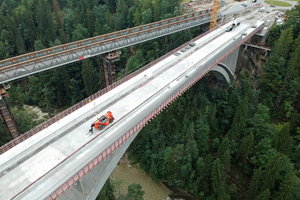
[209,0,221,30]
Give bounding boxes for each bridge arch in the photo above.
[210,63,235,85]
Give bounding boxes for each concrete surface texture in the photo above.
[0,11,266,200]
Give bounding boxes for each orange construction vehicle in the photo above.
[89,111,114,134]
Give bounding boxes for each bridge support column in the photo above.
[99,50,121,88]
[211,48,239,85]
[60,129,140,200]
[219,47,239,75]
[0,84,21,139]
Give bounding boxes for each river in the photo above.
[110,153,171,200]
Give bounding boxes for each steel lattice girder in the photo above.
[0,10,222,84]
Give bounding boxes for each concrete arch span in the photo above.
[210,63,235,85]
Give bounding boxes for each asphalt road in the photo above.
[220,0,298,15]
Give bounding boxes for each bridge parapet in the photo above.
[0,19,265,200]
[46,21,265,200]
[0,10,222,85]
[0,23,223,156]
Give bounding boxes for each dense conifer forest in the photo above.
[0,0,196,145]
[1,0,300,199]
[125,4,300,199]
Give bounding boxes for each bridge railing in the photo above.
[0,9,214,71]
[47,22,265,200]
[0,20,221,155]
[8,19,228,200]
[9,19,265,199]
[0,10,223,84]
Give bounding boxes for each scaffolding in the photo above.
[0,84,21,139]
[99,50,121,88]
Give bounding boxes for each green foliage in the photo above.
[10,107,43,134]
[118,183,145,200]
[262,151,293,191]
[72,24,89,41]
[248,104,273,140]
[141,8,152,24]
[274,170,300,200]
[211,158,229,200]
[1,1,300,200]
[254,189,270,200]
[98,179,145,200]
[272,124,293,156]
[81,59,100,96]
[194,115,209,154]
[273,26,294,59]
[226,85,250,141]
[237,132,254,163]
[126,49,145,72]
[245,167,263,200]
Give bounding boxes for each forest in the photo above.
[0,0,300,199]
[125,4,300,200]
[0,0,194,145]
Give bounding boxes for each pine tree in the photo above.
[222,149,231,172]
[127,6,136,27]
[133,8,141,26]
[69,78,82,105]
[217,137,230,159]
[248,104,272,141]
[72,24,89,41]
[153,0,161,21]
[275,171,300,200]
[123,183,145,200]
[278,34,300,103]
[237,132,254,162]
[94,18,102,36]
[262,152,293,191]
[59,29,68,44]
[126,49,145,72]
[0,41,8,60]
[84,9,94,36]
[200,154,213,193]
[106,9,113,29]
[245,167,262,200]
[35,0,56,45]
[226,84,250,141]
[211,158,229,199]
[272,125,293,156]
[81,59,99,96]
[53,0,63,30]
[163,146,174,178]
[272,26,294,59]
[195,115,210,154]
[141,8,152,24]
[254,189,270,200]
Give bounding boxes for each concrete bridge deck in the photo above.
[0,10,269,200]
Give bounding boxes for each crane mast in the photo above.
[210,0,221,29]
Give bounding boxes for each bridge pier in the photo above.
[0,84,21,139]
[211,47,239,85]
[98,50,121,88]
[59,129,139,200]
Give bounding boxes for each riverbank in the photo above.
[110,153,171,200]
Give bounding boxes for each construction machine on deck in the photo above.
[88,111,114,135]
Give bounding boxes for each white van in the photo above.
[276,19,282,25]
[259,7,265,12]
